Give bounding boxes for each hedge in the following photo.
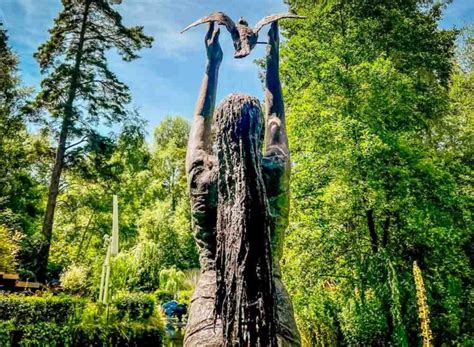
[0,294,164,346]
[112,293,155,320]
[0,294,82,325]
[0,321,163,346]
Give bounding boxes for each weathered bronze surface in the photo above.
[184,22,300,346]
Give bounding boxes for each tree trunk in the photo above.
[366,208,378,253]
[36,0,92,282]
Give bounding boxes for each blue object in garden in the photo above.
[162,300,178,317]
[174,303,187,322]
[162,300,187,322]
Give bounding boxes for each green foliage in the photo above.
[154,289,174,304]
[72,322,163,347]
[339,290,387,345]
[0,293,163,346]
[159,268,186,294]
[0,320,14,346]
[0,0,471,345]
[176,290,193,307]
[60,264,90,295]
[28,0,154,281]
[112,293,155,320]
[0,225,20,272]
[279,0,471,345]
[47,116,198,292]
[0,320,163,347]
[32,0,153,121]
[388,260,409,346]
[0,27,45,259]
[7,322,74,347]
[107,238,193,293]
[183,268,200,292]
[0,294,82,325]
[110,241,162,291]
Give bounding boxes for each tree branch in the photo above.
[65,135,88,150]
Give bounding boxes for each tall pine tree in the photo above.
[31,0,153,281]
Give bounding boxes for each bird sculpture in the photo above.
[181,12,305,58]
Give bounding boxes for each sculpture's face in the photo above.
[234,26,258,59]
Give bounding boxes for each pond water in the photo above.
[163,319,185,346]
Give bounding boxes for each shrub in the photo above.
[183,268,200,291]
[0,225,20,273]
[159,267,186,293]
[60,264,90,295]
[0,294,82,325]
[339,290,388,345]
[0,321,163,347]
[11,322,73,346]
[154,289,174,303]
[177,290,192,306]
[108,241,163,292]
[112,293,155,320]
[0,294,164,346]
[72,322,163,346]
[0,320,14,346]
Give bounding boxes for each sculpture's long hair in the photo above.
[214,94,276,346]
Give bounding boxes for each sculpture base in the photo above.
[184,270,301,346]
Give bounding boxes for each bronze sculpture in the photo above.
[184,20,300,346]
[181,12,304,58]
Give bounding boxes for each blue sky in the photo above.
[1,0,473,134]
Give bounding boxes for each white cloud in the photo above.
[118,0,204,59]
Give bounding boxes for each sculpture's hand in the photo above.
[206,22,223,66]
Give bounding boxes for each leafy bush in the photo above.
[60,264,90,295]
[108,241,163,292]
[183,268,200,291]
[0,320,15,346]
[72,322,163,346]
[339,290,388,345]
[0,321,163,347]
[159,267,186,293]
[9,322,73,346]
[0,294,82,325]
[0,293,164,346]
[154,289,174,303]
[112,293,155,320]
[177,290,192,306]
[0,225,20,273]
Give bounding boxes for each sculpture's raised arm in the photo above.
[186,23,222,174]
[264,22,289,160]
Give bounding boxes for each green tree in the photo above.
[30,0,153,281]
[0,26,45,252]
[48,122,150,274]
[46,116,197,290]
[279,0,470,344]
[151,116,190,210]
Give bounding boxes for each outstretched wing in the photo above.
[181,12,239,40]
[254,13,305,33]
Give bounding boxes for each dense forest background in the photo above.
[0,0,472,345]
